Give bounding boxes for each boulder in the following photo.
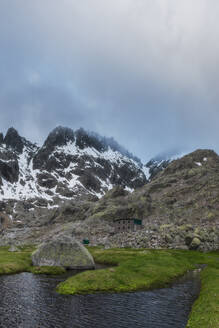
[31,236,95,269]
[8,245,19,252]
[189,237,201,250]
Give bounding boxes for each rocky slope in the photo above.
[1,149,218,251]
[99,149,219,250]
[0,127,146,213]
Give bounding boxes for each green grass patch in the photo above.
[186,252,219,328]
[56,248,205,294]
[56,247,219,327]
[0,246,66,275]
[30,266,66,275]
[0,246,34,274]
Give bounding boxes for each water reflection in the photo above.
[0,272,200,328]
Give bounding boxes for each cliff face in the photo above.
[0,126,146,207]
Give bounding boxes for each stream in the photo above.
[0,270,201,328]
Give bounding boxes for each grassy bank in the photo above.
[56,247,213,294]
[57,247,219,328]
[0,246,218,327]
[186,252,219,328]
[0,245,34,274]
[0,246,66,275]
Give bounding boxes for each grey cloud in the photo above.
[1,1,219,161]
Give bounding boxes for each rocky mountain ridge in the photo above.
[0,127,146,211]
[144,151,185,180]
[0,128,218,252]
[1,148,218,251]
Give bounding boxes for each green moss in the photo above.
[207,212,215,220]
[190,238,201,250]
[160,224,173,231]
[178,224,193,232]
[30,266,66,275]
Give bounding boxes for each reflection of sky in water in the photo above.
[0,272,200,328]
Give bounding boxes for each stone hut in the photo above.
[114,218,143,233]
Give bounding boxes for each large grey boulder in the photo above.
[31,236,95,269]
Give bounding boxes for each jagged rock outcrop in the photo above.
[31,236,95,269]
[145,158,171,180]
[44,126,75,149]
[75,128,107,152]
[144,151,185,180]
[0,160,19,184]
[0,126,147,208]
[4,128,25,153]
[0,133,4,144]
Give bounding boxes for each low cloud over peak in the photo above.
[0,1,219,161]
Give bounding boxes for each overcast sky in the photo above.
[1,0,219,162]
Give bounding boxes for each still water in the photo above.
[0,271,200,328]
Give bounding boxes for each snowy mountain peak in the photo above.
[3,127,25,153]
[2,127,37,154]
[145,151,186,180]
[43,126,75,149]
[75,128,107,152]
[0,127,147,207]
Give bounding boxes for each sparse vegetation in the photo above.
[0,246,66,275]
